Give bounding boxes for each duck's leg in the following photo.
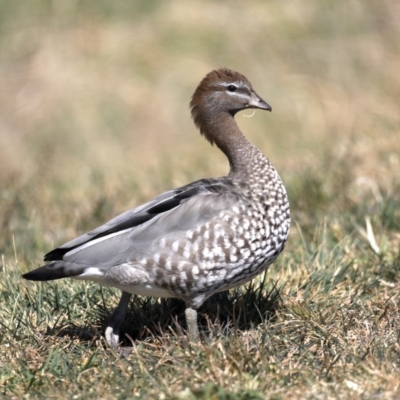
[185,307,199,340]
[105,291,132,347]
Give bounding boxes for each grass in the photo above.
[1,0,400,398]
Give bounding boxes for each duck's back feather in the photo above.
[44,177,237,262]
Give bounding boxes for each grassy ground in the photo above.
[1,0,400,398]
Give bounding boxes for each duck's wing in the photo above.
[43,177,236,262]
[22,177,243,281]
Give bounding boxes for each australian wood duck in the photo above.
[23,68,290,346]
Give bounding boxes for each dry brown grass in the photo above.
[1,0,400,398]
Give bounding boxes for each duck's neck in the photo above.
[202,112,255,177]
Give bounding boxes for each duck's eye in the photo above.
[227,85,237,92]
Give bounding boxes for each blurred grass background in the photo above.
[1,0,400,398]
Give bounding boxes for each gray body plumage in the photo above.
[23,68,290,346]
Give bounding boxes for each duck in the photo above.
[23,68,290,347]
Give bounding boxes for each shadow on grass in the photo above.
[47,278,282,346]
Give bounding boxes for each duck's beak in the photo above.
[248,91,272,112]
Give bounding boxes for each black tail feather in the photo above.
[22,262,80,281]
